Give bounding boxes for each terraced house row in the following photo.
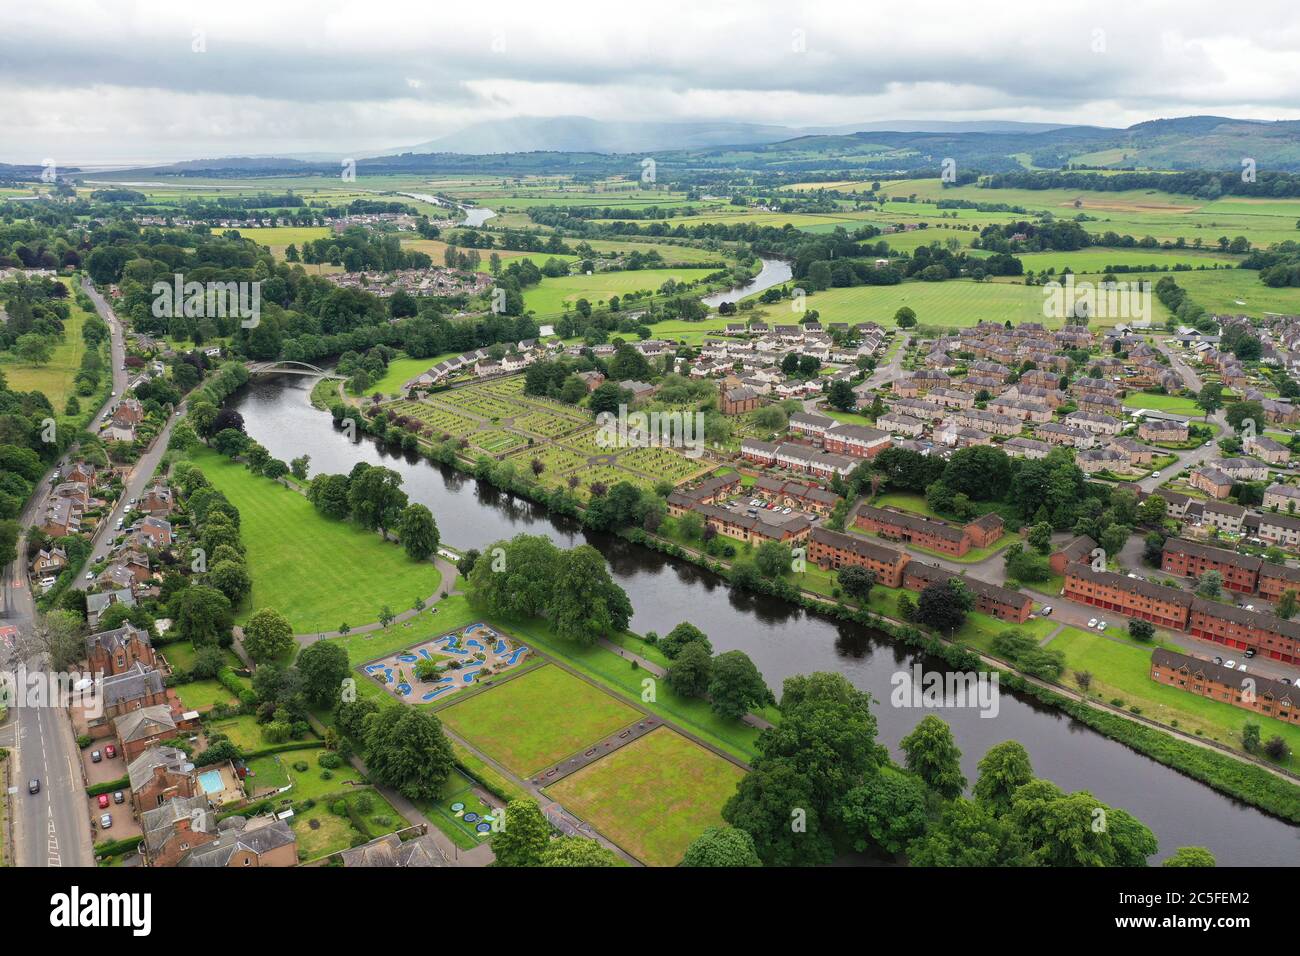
[1161,537,1300,602]
[1064,563,1300,663]
[1151,648,1299,725]
[807,526,1032,622]
[852,503,1005,558]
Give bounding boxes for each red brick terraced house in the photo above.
[1161,538,1260,593]
[1063,563,1193,630]
[807,527,910,587]
[853,504,1004,558]
[1150,648,1299,725]
[902,562,1032,623]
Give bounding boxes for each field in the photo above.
[1046,628,1300,769]
[1122,391,1201,415]
[437,663,641,776]
[522,267,719,317]
[545,727,747,866]
[235,226,330,258]
[0,276,96,412]
[186,447,440,633]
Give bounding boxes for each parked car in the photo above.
[104,744,117,759]
[1087,618,1098,628]
[1244,648,1257,659]
[1041,606,1053,616]
[113,790,125,804]
[97,794,110,809]
[1096,621,1108,631]
[1213,656,1223,665]
[99,814,112,830]
[1238,663,1248,671]
[39,576,56,589]
[85,571,94,580]
[1151,471,1161,478]
[781,508,792,515]
[90,750,102,763]
[1224,659,1237,669]
[28,779,39,795]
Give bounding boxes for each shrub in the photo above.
[318,752,343,769]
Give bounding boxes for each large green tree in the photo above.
[707,649,768,720]
[296,640,350,708]
[398,503,439,561]
[491,798,553,867]
[900,715,967,799]
[243,607,295,662]
[680,826,762,867]
[361,706,455,801]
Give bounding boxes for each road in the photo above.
[0,278,130,868]
[1135,335,1223,493]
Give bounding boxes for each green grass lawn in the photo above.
[289,787,405,861]
[1,276,96,413]
[1123,391,1202,416]
[187,447,440,633]
[174,679,241,712]
[437,663,640,776]
[413,767,500,850]
[523,267,719,317]
[207,714,271,750]
[1046,627,1300,768]
[545,726,746,866]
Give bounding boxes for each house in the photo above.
[136,517,173,548]
[1064,411,1123,436]
[788,412,836,444]
[86,623,155,676]
[1263,483,1300,512]
[751,478,841,516]
[141,794,218,866]
[1151,649,1298,726]
[1107,437,1155,466]
[1161,538,1260,592]
[41,497,83,537]
[1076,449,1129,475]
[129,745,199,809]
[620,380,657,401]
[342,831,445,867]
[32,547,69,576]
[807,527,910,587]
[720,385,761,416]
[1138,418,1189,444]
[1257,512,1300,548]
[114,703,190,760]
[95,662,169,721]
[576,370,605,392]
[1245,435,1290,465]
[1188,466,1234,499]
[177,815,298,868]
[901,562,1032,623]
[1212,458,1270,482]
[853,504,1003,558]
[875,412,925,438]
[141,484,174,516]
[822,424,892,459]
[1200,501,1246,534]
[1036,422,1095,449]
[1063,563,1193,630]
[86,589,136,628]
[1004,437,1053,460]
[111,399,145,427]
[1046,535,1096,578]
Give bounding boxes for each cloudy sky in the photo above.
[5,0,1300,164]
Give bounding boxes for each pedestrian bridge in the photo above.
[246,361,344,379]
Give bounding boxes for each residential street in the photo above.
[0,278,130,868]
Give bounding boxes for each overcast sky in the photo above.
[5,0,1300,164]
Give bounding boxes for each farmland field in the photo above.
[545,727,747,866]
[437,663,640,776]
[1,276,97,413]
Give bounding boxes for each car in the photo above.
[99,814,112,830]
[1238,663,1248,671]
[39,576,56,589]
[90,750,102,763]
[1151,471,1161,478]
[97,794,110,809]
[1087,618,1098,628]
[115,518,123,529]
[782,508,792,515]
[1042,606,1053,616]
[104,744,117,759]
[1213,656,1223,665]
[1245,604,1255,611]
[1244,648,1257,659]
[1283,678,1293,685]
[28,779,39,795]
[1224,659,1237,669]
[1203,441,1211,447]
[113,790,125,804]
[1097,621,1108,631]
[85,571,94,580]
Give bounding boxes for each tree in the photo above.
[894,306,917,328]
[1278,590,1299,620]
[722,759,832,866]
[21,610,86,672]
[700,650,768,718]
[1196,383,1224,421]
[172,585,232,647]
[491,798,553,867]
[296,640,350,707]
[837,565,876,603]
[540,836,620,867]
[1242,721,1262,753]
[826,380,856,411]
[243,607,294,662]
[906,798,1029,867]
[334,697,379,743]
[1127,618,1155,642]
[362,706,455,801]
[836,770,928,855]
[915,579,973,634]
[290,454,311,481]
[212,428,249,458]
[666,641,713,698]
[1163,846,1216,867]
[348,466,407,536]
[15,333,54,366]
[680,826,762,867]
[1009,779,1157,867]
[1196,570,1223,598]
[549,545,632,645]
[398,503,439,561]
[207,558,251,605]
[1026,522,1053,554]
[659,622,712,659]
[754,540,792,579]
[900,715,966,799]
[972,741,1033,815]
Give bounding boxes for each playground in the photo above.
[361,623,531,704]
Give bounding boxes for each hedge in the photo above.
[86,775,129,797]
[94,835,143,858]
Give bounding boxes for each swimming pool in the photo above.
[197,769,224,795]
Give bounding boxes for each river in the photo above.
[700,256,794,308]
[227,375,1299,865]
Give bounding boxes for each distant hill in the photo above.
[391,116,1079,156]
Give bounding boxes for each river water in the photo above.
[228,375,1299,865]
[700,256,793,308]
